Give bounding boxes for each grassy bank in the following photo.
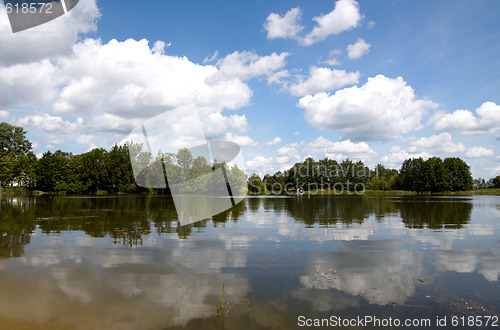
[250,188,500,196]
[0,187,42,197]
[434,188,500,196]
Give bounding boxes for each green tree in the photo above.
[421,157,451,192]
[368,164,399,190]
[0,122,32,158]
[79,148,109,193]
[13,151,37,188]
[247,173,265,195]
[443,157,473,191]
[399,158,426,192]
[0,155,15,187]
[492,175,500,188]
[36,150,72,192]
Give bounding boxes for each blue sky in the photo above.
[1,0,499,178]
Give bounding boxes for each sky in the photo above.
[0,0,499,178]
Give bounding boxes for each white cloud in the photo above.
[44,135,65,146]
[289,67,359,96]
[466,146,494,158]
[264,7,304,40]
[0,0,100,65]
[211,51,289,84]
[367,21,376,29]
[201,112,249,139]
[277,144,299,156]
[301,0,363,46]
[275,156,290,164]
[203,50,218,64]
[303,136,377,161]
[434,101,500,135]
[54,38,254,117]
[0,110,8,119]
[76,134,95,145]
[83,114,139,133]
[380,150,432,169]
[265,137,282,146]
[31,141,41,153]
[389,145,401,153]
[408,133,466,154]
[4,37,280,145]
[245,155,275,173]
[322,50,342,66]
[13,112,82,133]
[267,70,290,85]
[0,60,62,107]
[297,75,438,141]
[346,38,371,59]
[276,143,302,166]
[224,132,258,147]
[323,58,341,66]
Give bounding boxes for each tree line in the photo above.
[1,122,498,194]
[0,122,246,195]
[247,155,494,194]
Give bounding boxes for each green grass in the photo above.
[0,187,41,197]
[250,188,500,196]
[434,188,500,196]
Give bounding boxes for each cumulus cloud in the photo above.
[297,75,438,141]
[245,155,275,173]
[83,114,139,133]
[346,38,371,59]
[265,137,282,146]
[303,136,377,161]
[44,135,65,145]
[223,132,258,147]
[13,112,82,133]
[210,51,289,84]
[321,50,342,66]
[301,0,363,46]
[380,150,432,168]
[466,146,494,158]
[275,143,302,166]
[434,101,500,135]
[201,112,249,139]
[0,0,100,65]
[0,60,62,108]
[76,134,96,147]
[264,7,304,40]
[408,133,466,154]
[288,67,359,97]
[4,37,291,148]
[54,39,254,117]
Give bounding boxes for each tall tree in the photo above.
[422,157,451,192]
[399,158,426,192]
[36,150,72,192]
[0,155,15,187]
[0,122,32,158]
[13,152,37,188]
[443,157,473,191]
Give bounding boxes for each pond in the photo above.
[1,195,499,329]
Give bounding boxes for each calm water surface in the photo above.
[1,195,499,329]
